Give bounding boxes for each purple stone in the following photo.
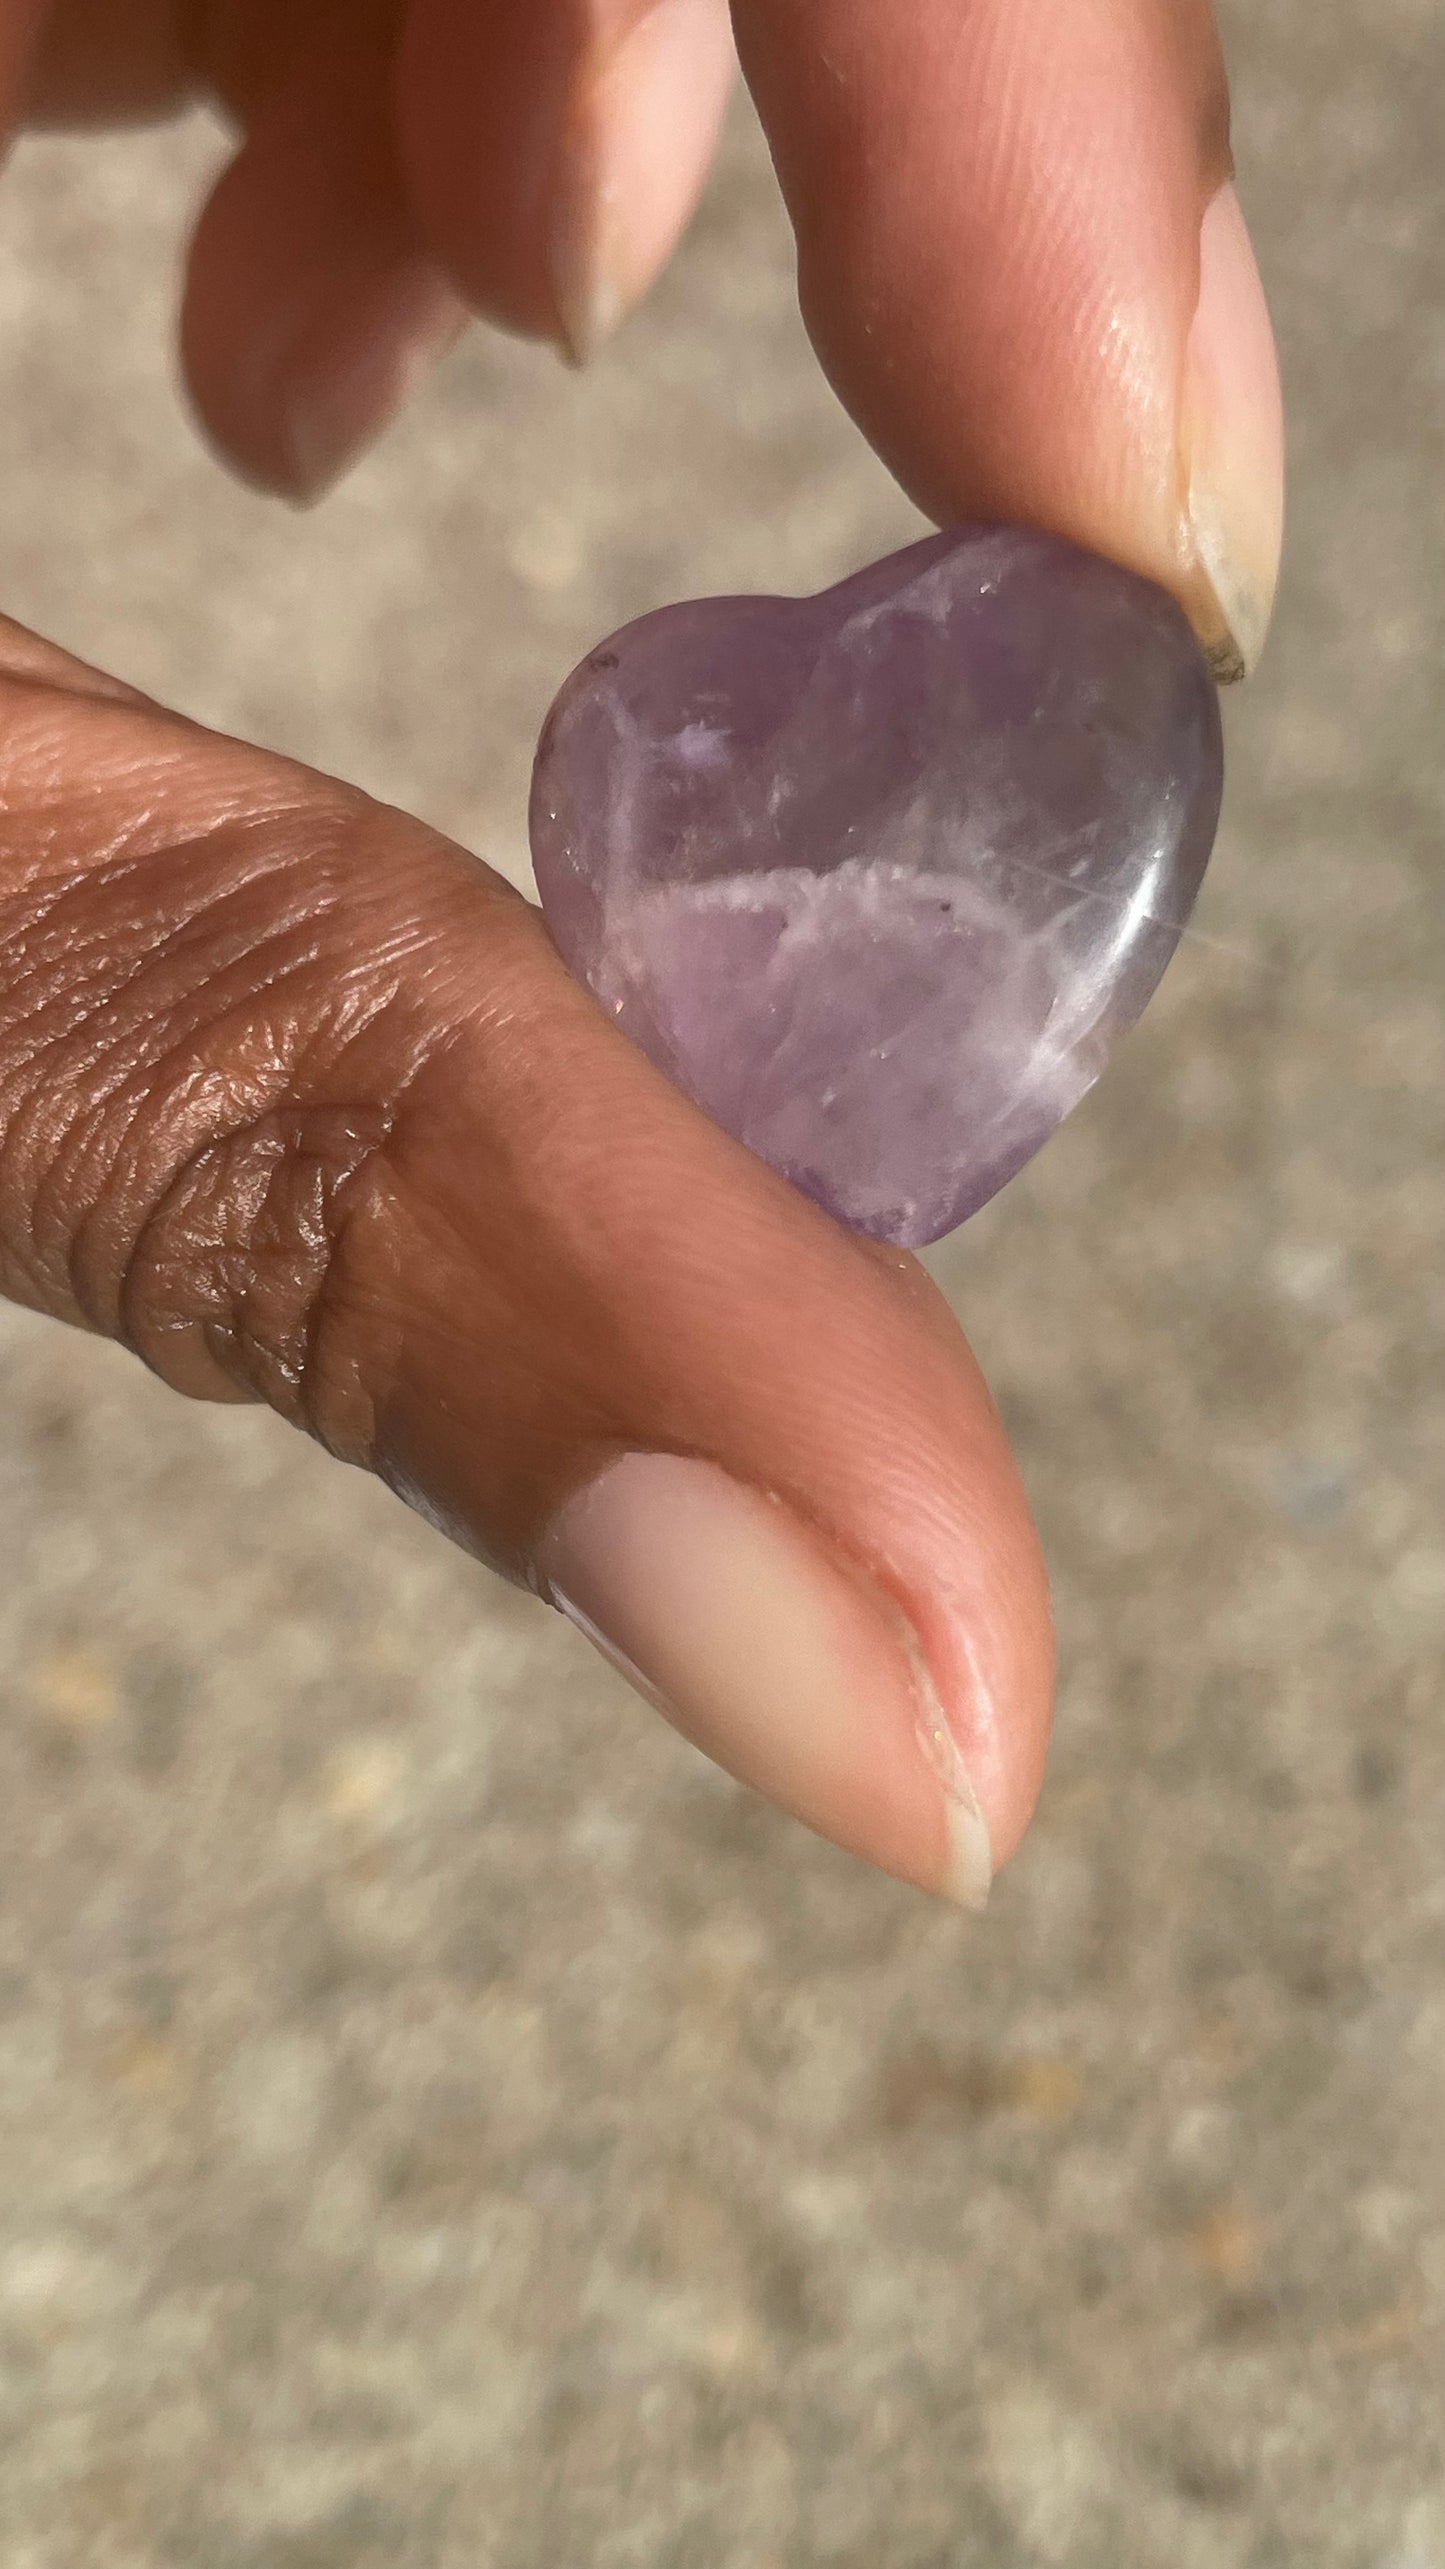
[531,526,1223,1247]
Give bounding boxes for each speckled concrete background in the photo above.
[1,2,1442,2562]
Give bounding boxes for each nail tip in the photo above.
[904,1638,994,1911]
[271,415,369,507]
[940,1793,994,1911]
[551,272,626,369]
[1189,529,1273,683]
[270,293,467,505]
[281,465,345,510]
[1182,179,1283,685]
[204,439,331,509]
[1206,634,1249,687]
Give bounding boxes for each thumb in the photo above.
[0,619,1053,1905]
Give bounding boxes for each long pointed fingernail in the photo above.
[538,1452,992,1906]
[548,0,735,365]
[273,261,466,501]
[1178,182,1285,680]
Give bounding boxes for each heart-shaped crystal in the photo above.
[531,526,1223,1247]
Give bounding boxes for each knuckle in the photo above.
[0,745,448,1447]
[120,1098,400,1457]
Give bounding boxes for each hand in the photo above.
[1,0,1282,1905]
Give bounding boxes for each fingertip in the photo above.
[540,1451,981,1904]
[549,0,736,362]
[194,252,464,503]
[397,0,734,360]
[733,0,1284,676]
[181,31,465,498]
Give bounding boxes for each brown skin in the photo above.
[0,0,1257,1886]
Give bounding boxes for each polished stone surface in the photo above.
[532,530,1222,1243]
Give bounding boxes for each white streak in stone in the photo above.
[603,856,1133,1244]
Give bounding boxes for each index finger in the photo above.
[731,0,1283,677]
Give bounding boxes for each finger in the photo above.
[0,620,1053,1904]
[395,0,736,360]
[180,0,734,492]
[731,0,1284,677]
[180,10,466,497]
[17,0,192,124]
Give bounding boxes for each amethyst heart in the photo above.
[530,526,1223,1247]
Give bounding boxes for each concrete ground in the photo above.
[1,1,1441,2561]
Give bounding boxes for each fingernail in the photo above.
[1178,182,1285,680]
[274,261,466,501]
[539,1452,992,1906]
[548,0,735,365]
